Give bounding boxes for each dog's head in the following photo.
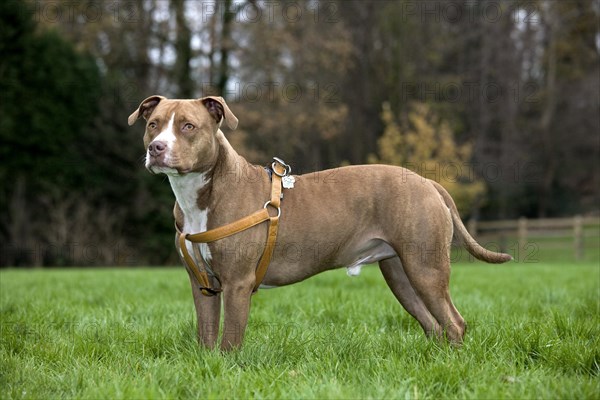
[128,96,238,175]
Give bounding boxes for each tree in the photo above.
[0,0,103,265]
[370,102,485,216]
[28,0,182,265]
[171,0,194,97]
[232,0,353,169]
[0,1,100,189]
[531,0,600,217]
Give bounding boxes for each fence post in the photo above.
[574,215,583,261]
[518,217,527,262]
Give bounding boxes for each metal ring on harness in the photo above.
[272,157,292,177]
[263,201,281,218]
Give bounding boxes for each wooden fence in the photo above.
[466,216,600,262]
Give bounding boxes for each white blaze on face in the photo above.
[145,113,176,169]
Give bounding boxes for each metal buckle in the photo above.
[263,201,281,218]
[199,286,222,296]
[272,157,291,177]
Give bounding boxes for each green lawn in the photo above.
[1,262,599,399]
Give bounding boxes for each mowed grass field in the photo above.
[1,262,598,399]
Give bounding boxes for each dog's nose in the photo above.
[148,141,167,157]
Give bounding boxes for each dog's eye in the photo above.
[148,122,157,129]
[183,123,195,131]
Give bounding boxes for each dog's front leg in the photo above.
[185,269,221,349]
[220,279,254,351]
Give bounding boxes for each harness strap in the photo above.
[256,215,279,284]
[176,161,286,297]
[186,209,271,243]
[178,233,220,296]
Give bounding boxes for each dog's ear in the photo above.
[200,96,239,130]
[128,95,166,126]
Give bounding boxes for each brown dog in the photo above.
[129,95,512,351]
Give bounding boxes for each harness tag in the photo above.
[282,175,296,189]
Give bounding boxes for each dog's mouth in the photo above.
[146,160,193,176]
[147,164,191,176]
[146,154,193,176]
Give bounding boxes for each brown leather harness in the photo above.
[175,159,288,297]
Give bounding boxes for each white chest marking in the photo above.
[169,172,212,262]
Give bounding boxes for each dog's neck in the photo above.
[169,130,253,234]
[169,173,209,212]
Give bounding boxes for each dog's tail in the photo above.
[431,181,513,264]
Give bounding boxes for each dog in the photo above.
[128,95,512,351]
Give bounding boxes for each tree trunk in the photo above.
[171,0,194,98]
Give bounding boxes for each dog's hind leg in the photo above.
[379,257,442,338]
[397,247,466,344]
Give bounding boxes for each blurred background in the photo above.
[1,0,598,267]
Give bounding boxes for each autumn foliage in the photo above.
[370,102,485,216]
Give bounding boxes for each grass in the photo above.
[1,262,599,399]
